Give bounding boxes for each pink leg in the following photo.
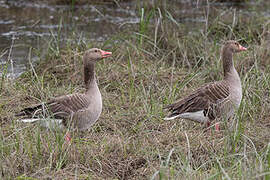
[206,121,212,136]
[207,121,211,128]
[215,123,220,132]
[64,132,71,143]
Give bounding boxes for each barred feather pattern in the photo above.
[17,87,102,131]
[165,80,234,122]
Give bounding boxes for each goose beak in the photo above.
[100,50,112,58]
[239,45,247,51]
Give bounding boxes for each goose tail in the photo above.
[17,118,64,130]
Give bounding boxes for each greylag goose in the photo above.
[164,41,247,130]
[17,48,112,134]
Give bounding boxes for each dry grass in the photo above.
[1,1,270,179]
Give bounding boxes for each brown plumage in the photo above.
[164,41,247,126]
[17,48,112,131]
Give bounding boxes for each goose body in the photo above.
[17,48,112,131]
[164,41,247,126]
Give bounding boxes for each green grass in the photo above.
[1,1,270,179]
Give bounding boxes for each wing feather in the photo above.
[165,81,230,120]
[17,93,90,119]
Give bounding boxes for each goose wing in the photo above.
[165,81,230,120]
[17,93,90,119]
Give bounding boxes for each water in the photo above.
[0,0,269,78]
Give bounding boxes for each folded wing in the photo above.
[17,93,90,120]
[165,81,230,121]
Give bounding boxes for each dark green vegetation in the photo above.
[1,1,270,179]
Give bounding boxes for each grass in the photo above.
[1,1,270,179]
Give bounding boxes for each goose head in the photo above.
[223,41,247,54]
[83,48,112,63]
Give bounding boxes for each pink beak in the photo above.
[100,50,112,58]
[239,45,247,51]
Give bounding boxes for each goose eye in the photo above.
[94,50,98,53]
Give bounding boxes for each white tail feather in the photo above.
[19,118,41,123]
[164,115,180,120]
[18,118,64,130]
[164,110,208,123]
